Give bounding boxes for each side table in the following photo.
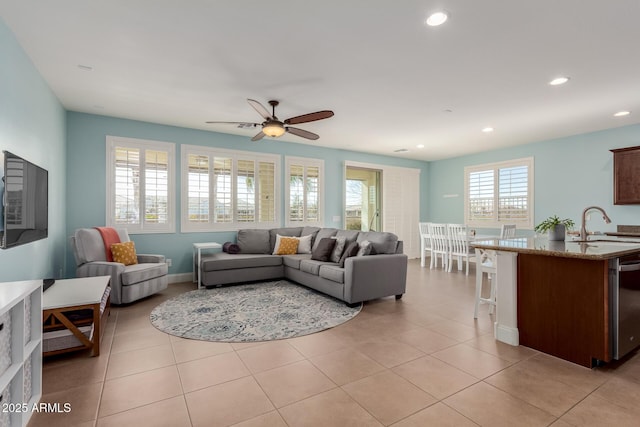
[42,275,111,357]
[193,242,222,289]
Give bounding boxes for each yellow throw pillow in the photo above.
[111,241,138,266]
[276,236,299,255]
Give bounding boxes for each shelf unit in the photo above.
[0,280,42,427]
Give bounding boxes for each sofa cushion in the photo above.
[201,253,282,272]
[339,241,360,267]
[330,236,346,263]
[237,229,271,254]
[282,254,312,269]
[269,227,302,253]
[111,241,138,266]
[301,226,321,247]
[336,230,359,246]
[121,262,168,286]
[311,238,336,262]
[312,228,338,251]
[319,265,345,284]
[300,259,333,276]
[274,236,299,255]
[74,228,108,264]
[356,231,398,254]
[297,234,313,254]
[356,240,375,256]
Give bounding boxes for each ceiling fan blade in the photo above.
[286,127,319,140]
[251,131,266,142]
[247,99,273,120]
[284,110,334,125]
[205,121,259,129]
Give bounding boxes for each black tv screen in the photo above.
[0,151,48,249]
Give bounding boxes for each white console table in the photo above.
[192,242,222,289]
[0,279,42,427]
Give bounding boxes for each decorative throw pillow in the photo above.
[330,236,346,263]
[273,234,297,255]
[227,243,240,254]
[222,242,232,253]
[339,241,360,267]
[275,236,299,255]
[356,240,374,257]
[111,241,138,266]
[297,234,313,254]
[311,238,337,262]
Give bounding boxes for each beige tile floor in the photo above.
[29,259,640,427]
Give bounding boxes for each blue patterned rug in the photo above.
[150,280,362,342]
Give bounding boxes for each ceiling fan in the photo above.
[206,99,334,141]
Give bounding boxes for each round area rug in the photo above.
[150,280,362,342]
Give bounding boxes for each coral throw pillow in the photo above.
[275,236,300,255]
[111,241,138,266]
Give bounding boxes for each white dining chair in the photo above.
[428,223,449,270]
[447,223,474,275]
[418,222,432,267]
[500,224,516,238]
[474,247,497,318]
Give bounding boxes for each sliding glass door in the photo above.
[345,166,381,231]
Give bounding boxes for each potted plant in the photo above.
[534,215,576,241]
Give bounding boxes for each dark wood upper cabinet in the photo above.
[611,146,640,205]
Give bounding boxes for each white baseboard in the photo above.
[168,273,192,284]
[494,323,519,346]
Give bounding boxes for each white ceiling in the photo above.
[2,0,639,161]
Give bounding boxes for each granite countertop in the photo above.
[471,236,640,260]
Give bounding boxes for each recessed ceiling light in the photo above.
[482,127,494,133]
[614,111,631,117]
[426,11,448,26]
[77,64,93,71]
[549,76,570,86]
[416,144,425,149]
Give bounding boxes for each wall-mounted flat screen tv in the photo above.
[0,151,48,249]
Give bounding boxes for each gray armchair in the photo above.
[70,228,168,304]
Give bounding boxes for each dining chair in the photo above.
[447,223,474,275]
[474,247,497,318]
[428,223,449,270]
[418,222,432,267]
[500,224,516,238]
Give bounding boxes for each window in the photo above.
[464,157,534,228]
[106,136,176,234]
[181,145,279,231]
[285,157,324,226]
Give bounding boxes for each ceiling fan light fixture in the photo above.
[549,76,570,86]
[426,11,448,26]
[263,123,286,137]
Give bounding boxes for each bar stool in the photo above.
[474,247,496,318]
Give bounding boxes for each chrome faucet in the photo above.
[580,206,612,240]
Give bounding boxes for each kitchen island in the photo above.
[472,236,640,368]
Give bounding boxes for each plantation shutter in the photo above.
[114,147,141,225]
[464,157,534,228]
[187,154,209,223]
[213,157,232,223]
[258,161,275,222]
[467,169,494,223]
[498,165,529,221]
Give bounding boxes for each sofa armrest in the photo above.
[137,254,166,263]
[77,261,125,304]
[343,254,408,304]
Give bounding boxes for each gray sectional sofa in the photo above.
[200,227,408,306]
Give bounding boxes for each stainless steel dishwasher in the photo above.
[610,253,640,360]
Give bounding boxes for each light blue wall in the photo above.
[66,112,429,275]
[428,124,640,234]
[0,19,67,281]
